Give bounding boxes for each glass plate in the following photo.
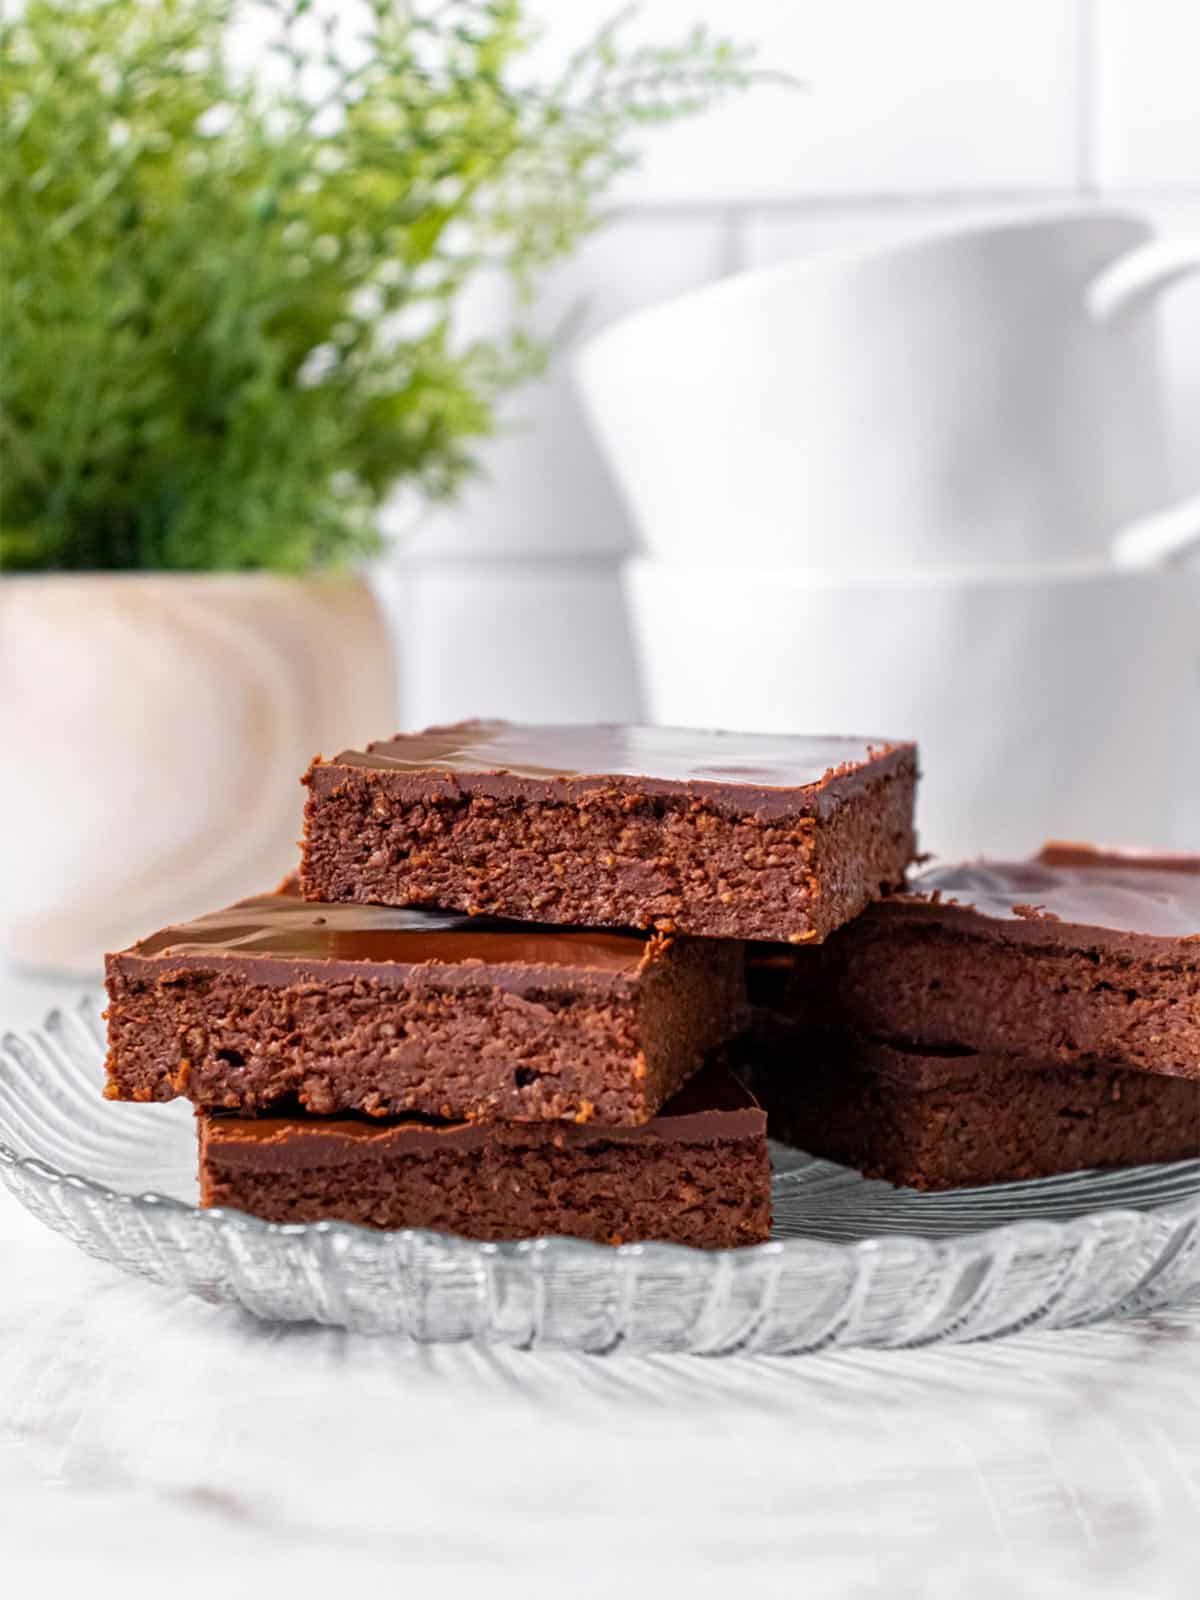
[3,1000,1200,1354]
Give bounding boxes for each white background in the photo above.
[398,0,1200,727]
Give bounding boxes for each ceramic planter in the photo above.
[0,572,396,974]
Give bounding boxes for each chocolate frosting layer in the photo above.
[200,1066,764,1170]
[115,893,653,991]
[881,843,1200,950]
[313,720,916,820]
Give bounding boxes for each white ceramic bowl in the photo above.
[625,558,1200,859]
[577,213,1200,571]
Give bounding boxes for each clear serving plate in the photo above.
[3,999,1199,1354]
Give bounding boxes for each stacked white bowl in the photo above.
[575,212,1200,857]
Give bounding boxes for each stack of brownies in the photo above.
[104,722,1200,1246]
[103,722,918,1246]
[751,842,1200,1188]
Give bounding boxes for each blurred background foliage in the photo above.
[1,0,757,572]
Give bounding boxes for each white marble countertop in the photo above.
[3,965,1199,1598]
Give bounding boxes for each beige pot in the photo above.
[0,572,396,975]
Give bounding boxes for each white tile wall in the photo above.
[527,0,1081,201]
[394,0,1200,727]
[1094,0,1200,187]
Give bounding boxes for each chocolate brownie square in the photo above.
[300,721,917,943]
[198,1064,770,1247]
[105,892,744,1125]
[751,1024,1200,1190]
[766,843,1200,1081]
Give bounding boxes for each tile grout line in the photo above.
[1075,0,1101,195]
[611,187,1200,227]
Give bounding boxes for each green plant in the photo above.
[1,0,762,573]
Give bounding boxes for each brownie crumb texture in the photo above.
[200,1138,772,1248]
[105,933,743,1125]
[755,1043,1200,1190]
[301,766,916,943]
[814,926,1200,1081]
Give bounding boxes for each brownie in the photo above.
[105,892,744,1124]
[197,1064,771,1247]
[300,720,918,943]
[769,843,1200,1081]
[751,1024,1200,1191]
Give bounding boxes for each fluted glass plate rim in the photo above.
[4,997,1200,1351]
[7,1129,1200,1271]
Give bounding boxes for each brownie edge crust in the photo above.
[752,1026,1200,1191]
[300,721,918,943]
[788,847,1200,1080]
[197,1066,771,1248]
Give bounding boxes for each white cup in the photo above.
[578,212,1200,571]
[625,558,1200,859]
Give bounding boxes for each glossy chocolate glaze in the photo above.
[883,843,1200,949]
[199,1066,764,1169]
[115,893,653,990]
[312,720,916,820]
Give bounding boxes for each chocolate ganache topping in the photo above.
[117,894,653,988]
[311,720,916,820]
[201,1065,765,1167]
[899,843,1200,944]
